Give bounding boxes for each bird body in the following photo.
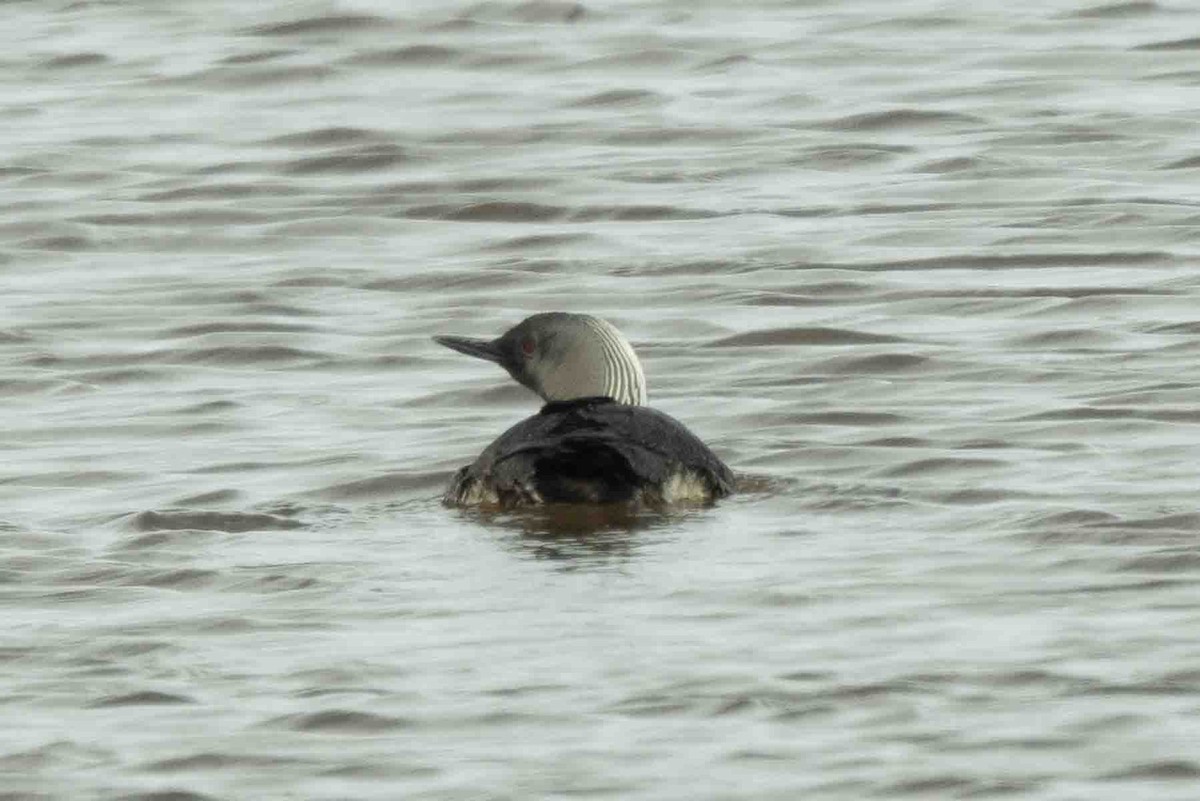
[435,313,733,507]
[445,397,733,506]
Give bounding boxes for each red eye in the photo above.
[521,337,536,357]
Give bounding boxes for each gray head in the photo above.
[434,312,647,406]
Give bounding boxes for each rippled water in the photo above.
[4,1,1200,798]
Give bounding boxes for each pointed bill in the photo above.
[433,335,505,365]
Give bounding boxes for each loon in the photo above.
[434,312,734,507]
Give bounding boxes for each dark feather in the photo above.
[445,397,734,506]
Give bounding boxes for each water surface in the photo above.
[3,1,1200,798]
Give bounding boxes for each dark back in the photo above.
[448,397,734,505]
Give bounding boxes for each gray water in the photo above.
[4,1,1200,798]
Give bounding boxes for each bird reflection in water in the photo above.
[453,502,706,565]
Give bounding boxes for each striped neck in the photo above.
[536,315,647,406]
[584,315,647,406]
